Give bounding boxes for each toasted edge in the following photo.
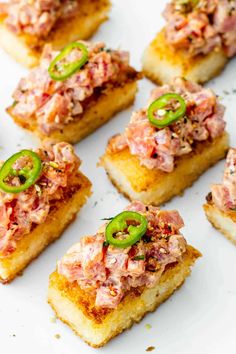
[142,30,228,85]
[0,172,92,283]
[8,75,139,144]
[0,0,111,67]
[48,245,201,347]
[100,132,229,206]
[204,200,236,245]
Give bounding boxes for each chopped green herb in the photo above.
[49,161,59,168]
[54,334,61,339]
[101,217,114,221]
[176,0,199,8]
[145,324,152,330]
[133,255,145,261]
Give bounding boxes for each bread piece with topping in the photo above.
[204,148,236,245]
[0,0,111,67]
[48,201,201,347]
[142,0,236,84]
[7,41,140,144]
[0,142,91,283]
[142,30,227,85]
[100,77,229,205]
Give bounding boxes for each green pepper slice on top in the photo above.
[0,150,42,194]
[105,211,148,248]
[48,42,88,81]
[147,93,186,129]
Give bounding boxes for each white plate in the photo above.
[0,1,236,353]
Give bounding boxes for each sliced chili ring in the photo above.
[0,150,42,194]
[105,211,148,248]
[147,93,186,128]
[48,42,88,81]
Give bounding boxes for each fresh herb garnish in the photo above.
[133,255,145,261]
[145,323,152,330]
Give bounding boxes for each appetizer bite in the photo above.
[204,148,236,245]
[142,0,236,84]
[48,201,201,347]
[7,41,140,144]
[0,0,111,67]
[0,142,91,283]
[100,78,229,206]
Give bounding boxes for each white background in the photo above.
[0,1,236,353]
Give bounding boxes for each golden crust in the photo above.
[0,172,92,283]
[142,30,228,85]
[0,0,111,67]
[48,245,201,347]
[100,132,229,206]
[8,72,140,144]
[204,200,236,245]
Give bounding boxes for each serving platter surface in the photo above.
[0,1,236,353]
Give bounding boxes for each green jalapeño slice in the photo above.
[48,42,88,81]
[105,211,148,248]
[0,150,42,193]
[147,93,186,129]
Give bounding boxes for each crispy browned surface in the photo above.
[0,0,111,67]
[100,132,229,205]
[204,200,236,245]
[204,195,236,222]
[0,172,92,283]
[49,245,201,324]
[147,30,201,70]
[8,70,140,144]
[27,0,111,50]
[142,30,228,85]
[48,244,200,347]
